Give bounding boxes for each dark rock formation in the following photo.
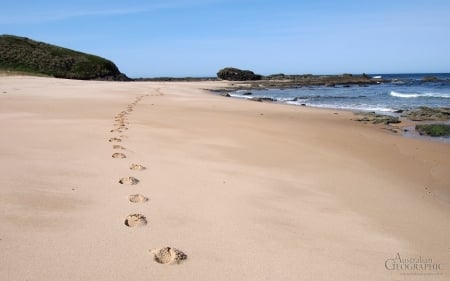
[354,112,401,125]
[250,97,276,102]
[422,76,440,82]
[217,67,262,81]
[0,35,130,81]
[401,107,450,121]
[415,124,450,137]
[215,70,381,90]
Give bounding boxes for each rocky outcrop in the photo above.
[354,112,401,125]
[215,69,381,89]
[250,97,275,102]
[422,76,440,82]
[415,124,450,137]
[0,35,130,81]
[217,67,262,81]
[401,107,450,121]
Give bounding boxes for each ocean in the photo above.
[229,73,450,114]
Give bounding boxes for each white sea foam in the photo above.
[229,93,253,99]
[390,91,450,99]
[286,101,396,113]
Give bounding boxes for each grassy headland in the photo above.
[0,35,129,80]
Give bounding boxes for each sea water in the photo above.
[230,73,450,114]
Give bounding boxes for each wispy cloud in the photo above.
[0,0,215,24]
[1,6,158,24]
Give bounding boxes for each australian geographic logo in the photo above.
[385,253,442,274]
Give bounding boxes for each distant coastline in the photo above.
[207,73,449,108]
[205,72,450,141]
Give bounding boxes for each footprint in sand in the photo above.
[128,194,148,203]
[150,247,187,264]
[110,129,123,133]
[119,176,139,185]
[130,164,146,171]
[112,153,126,159]
[424,186,435,197]
[124,214,147,227]
[109,138,122,143]
[112,145,125,150]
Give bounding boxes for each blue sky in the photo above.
[1,0,449,77]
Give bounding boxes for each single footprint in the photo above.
[124,214,147,227]
[112,153,126,159]
[128,194,148,203]
[130,164,146,171]
[109,138,122,143]
[119,176,139,185]
[112,145,125,150]
[150,247,187,264]
[110,129,122,133]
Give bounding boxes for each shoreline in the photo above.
[208,81,450,143]
[209,86,450,144]
[1,76,449,281]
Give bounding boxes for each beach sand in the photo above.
[0,76,449,280]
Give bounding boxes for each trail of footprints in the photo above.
[109,94,187,265]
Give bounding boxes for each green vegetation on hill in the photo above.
[0,35,129,80]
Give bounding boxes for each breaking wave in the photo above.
[390,91,450,99]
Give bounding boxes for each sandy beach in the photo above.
[0,76,449,280]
